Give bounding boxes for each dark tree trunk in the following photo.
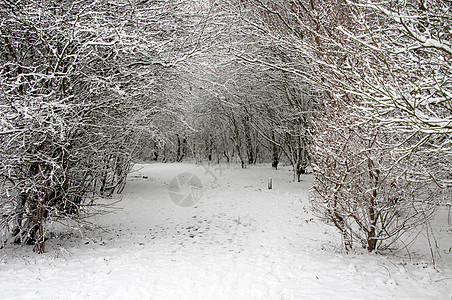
[176,134,184,162]
[34,201,46,254]
[224,150,230,163]
[271,132,279,170]
[296,161,306,182]
[248,150,254,165]
[243,116,254,165]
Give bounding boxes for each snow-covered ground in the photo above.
[1,163,451,299]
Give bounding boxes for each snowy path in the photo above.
[0,163,451,299]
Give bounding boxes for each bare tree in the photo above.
[310,98,447,251]
[0,0,207,252]
[225,0,452,251]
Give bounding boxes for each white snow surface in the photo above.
[1,163,451,299]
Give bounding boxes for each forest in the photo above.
[0,0,451,257]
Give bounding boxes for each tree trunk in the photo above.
[271,133,279,170]
[176,134,185,162]
[296,161,305,182]
[367,157,379,252]
[243,116,255,165]
[224,150,230,163]
[34,202,46,254]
